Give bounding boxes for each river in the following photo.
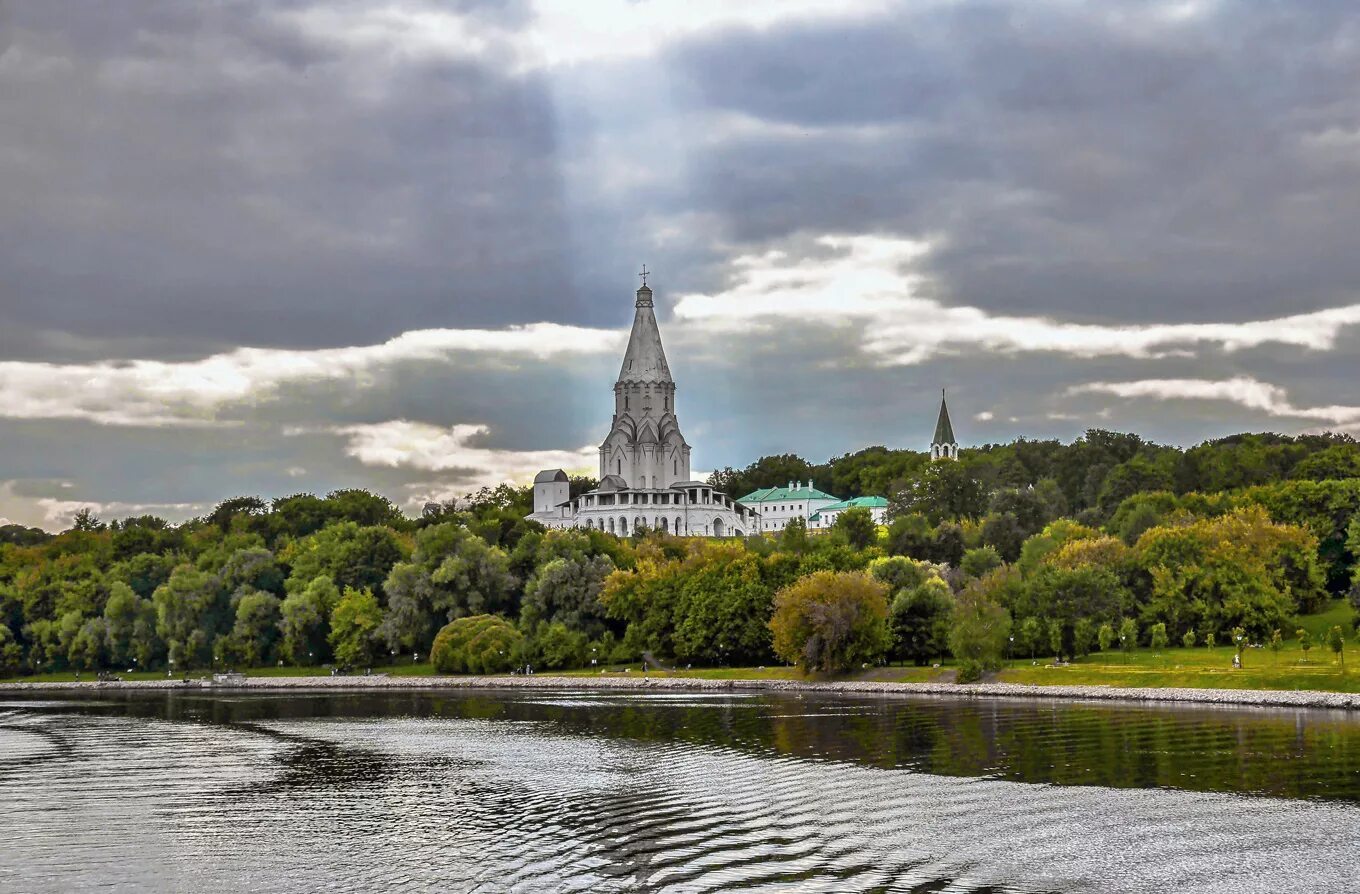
[1,688,1357,892]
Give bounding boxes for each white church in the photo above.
[527,275,961,538]
[527,276,760,537]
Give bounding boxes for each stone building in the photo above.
[809,496,890,530]
[528,278,758,537]
[930,390,959,461]
[738,481,839,533]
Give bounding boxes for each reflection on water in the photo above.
[0,689,1357,893]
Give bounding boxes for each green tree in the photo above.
[1297,628,1312,663]
[281,522,407,597]
[520,554,615,636]
[103,582,143,666]
[219,590,281,667]
[779,515,809,552]
[0,624,22,676]
[428,530,519,619]
[868,555,941,593]
[68,617,107,670]
[980,513,1026,563]
[153,565,227,669]
[885,513,933,560]
[1118,618,1138,661]
[769,571,890,674]
[948,569,1013,682]
[1019,616,1043,659]
[1097,622,1115,654]
[1072,617,1095,658]
[530,622,589,670]
[1182,628,1197,650]
[1269,629,1283,664]
[1231,625,1247,667]
[891,461,987,524]
[831,506,878,550]
[960,546,1003,579]
[888,576,953,666]
[328,587,383,667]
[279,575,337,664]
[430,614,523,674]
[1047,618,1064,661]
[1149,622,1169,662]
[1326,625,1346,672]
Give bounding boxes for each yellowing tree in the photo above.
[769,571,889,674]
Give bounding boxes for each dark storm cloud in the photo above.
[670,0,1360,322]
[0,0,578,358]
[4,0,1360,529]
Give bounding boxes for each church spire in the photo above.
[618,267,670,383]
[931,389,958,461]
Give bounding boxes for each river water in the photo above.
[1,688,1357,893]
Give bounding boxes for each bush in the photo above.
[769,570,890,674]
[431,614,523,674]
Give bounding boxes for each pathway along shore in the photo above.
[3,674,1359,711]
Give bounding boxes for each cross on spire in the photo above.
[639,264,650,287]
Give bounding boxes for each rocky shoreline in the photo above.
[3,673,1359,712]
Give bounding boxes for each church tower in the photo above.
[930,390,958,461]
[599,272,692,489]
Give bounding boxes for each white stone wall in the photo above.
[533,479,570,515]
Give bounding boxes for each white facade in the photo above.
[739,480,839,533]
[809,497,890,530]
[528,279,756,537]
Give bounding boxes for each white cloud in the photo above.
[523,0,891,68]
[0,323,618,427]
[273,0,891,73]
[325,420,597,484]
[974,411,995,421]
[1068,376,1360,430]
[673,234,1360,365]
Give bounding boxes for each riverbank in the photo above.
[4,672,1360,711]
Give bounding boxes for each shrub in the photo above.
[769,571,890,674]
[431,614,524,674]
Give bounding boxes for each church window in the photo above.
[673,459,677,475]
[616,459,621,474]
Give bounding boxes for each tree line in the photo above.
[0,431,1357,679]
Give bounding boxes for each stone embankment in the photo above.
[3,673,1359,711]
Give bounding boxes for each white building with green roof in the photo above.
[737,480,839,533]
[527,277,758,537]
[808,496,890,530]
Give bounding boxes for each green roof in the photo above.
[817,496,889,512]
[737,484,839,503]
[933,391,956,445]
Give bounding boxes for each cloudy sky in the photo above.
[2,0,1359,529]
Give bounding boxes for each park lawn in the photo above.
[1294,598,1355,640]
[998,642,1360,693]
